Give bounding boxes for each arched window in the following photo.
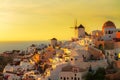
[74,77,77,80]
[67,77,69,80]
[71,58,73,61]
[64,77,66,80]
[48,78,51,80]
[71,77,73,79]
[109,30,111,34]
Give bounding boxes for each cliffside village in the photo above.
[1,21,120,80]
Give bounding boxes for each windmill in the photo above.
[70,19,78,38]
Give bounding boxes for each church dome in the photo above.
[102,21,116,30]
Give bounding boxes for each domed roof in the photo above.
[51,38,57,40]
[102,21,116,30]
[78,24,85,28]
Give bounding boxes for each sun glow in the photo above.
[0,0,119,41]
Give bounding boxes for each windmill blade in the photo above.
[70,27,78,29]
[69,27,74,29]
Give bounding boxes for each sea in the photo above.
[0,41,49,53]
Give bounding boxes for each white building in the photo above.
[27,44,37,54]
[77,24,85,38]
[20,59,34,71]
[51,38,57,47]
[102,21,116,40]
[59,65,87,80]
[105,50,115,64]
[78,38,93,46]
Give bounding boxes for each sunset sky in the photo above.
[0,0,120,41]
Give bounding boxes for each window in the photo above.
[67,77,69,79]
[48,78,51,80]
[71,77,73,79]
[74,77,77,80]
[109,31,111,34]
[75,58,77,61]
[73,68,79,73]
[64,77,66,80]
[78,78,80,80]
[75,74,77,76]
[61,77,62,79]
[71,58,73,61]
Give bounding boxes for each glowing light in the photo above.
[119,53,120,59]
[32,53,40,63]
[64,49,71,54]
[116,32,120,38]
